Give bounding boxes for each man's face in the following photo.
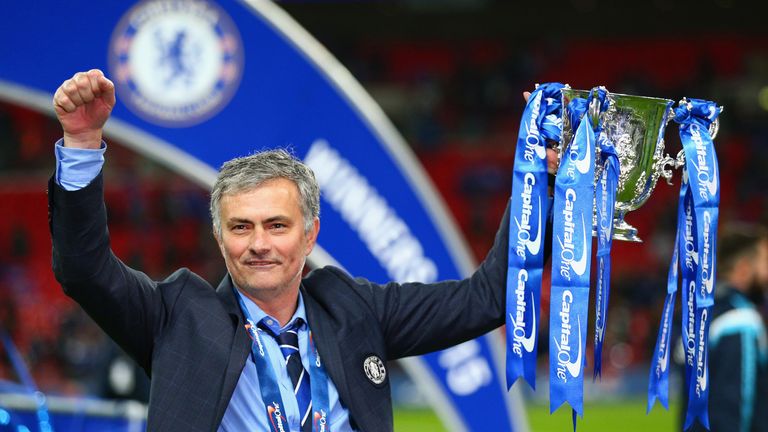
[216,178,318,302]
[753,239,768,290]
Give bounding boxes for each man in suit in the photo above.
[50,69,543,431]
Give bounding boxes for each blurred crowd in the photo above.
[1,34,767,404]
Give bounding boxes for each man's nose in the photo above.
[248,228,271,254]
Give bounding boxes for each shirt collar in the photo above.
[234,287,307,335]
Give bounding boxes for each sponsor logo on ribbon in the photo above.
[684,203,699,270]
[314,409,328,432]
[700,211,714,297]
[557,189,588,280]
[244,320,266,357]
[655,300,672,377]
[695,309,709,396]
[594,259,605,345]
[571,217,588,277]
[523,92,547,163]
[573,128,592,175]
[598,172,611,243]
[554,290,582,381]
[510,274,536,355]
[268,402,287,432]
[689,124,718,200]
[514,173,542,258]
[685,280,696,367]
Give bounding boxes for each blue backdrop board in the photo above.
[0,1,527,430]
[0,390,147,432]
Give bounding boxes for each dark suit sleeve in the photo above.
[48,173,177,373]
[360,203,513,360]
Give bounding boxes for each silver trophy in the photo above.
[556,87,719,242]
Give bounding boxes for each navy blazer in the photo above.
[49,173,510,431]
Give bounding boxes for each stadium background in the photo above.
[1,0,767,430]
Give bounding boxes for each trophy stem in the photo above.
[612,212,642,242]
[590,217,642,242]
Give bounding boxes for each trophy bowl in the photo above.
[559,88,675,242]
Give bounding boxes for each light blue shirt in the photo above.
[221,291,352,432]
[54,141,354,431]
[54,139,106,191]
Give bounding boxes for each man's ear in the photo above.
[305,218,320,255]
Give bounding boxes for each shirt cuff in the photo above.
[54,139,107,191]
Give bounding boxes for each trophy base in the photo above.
[591,215,643,242]
[612,219,642,243]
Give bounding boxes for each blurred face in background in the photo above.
[753,239,768,291]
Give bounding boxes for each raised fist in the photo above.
[53,69,116,149]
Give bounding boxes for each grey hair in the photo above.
[210,149,320,236]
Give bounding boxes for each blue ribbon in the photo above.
[593,131,619,380]
[236,291,332,432]
[647,176,686,412]
[506,82,564,390]
[307,333,331,431]
[673,99,721,431]
[679,182,697,399]
[549,87,608,420]
[237,296,290,432]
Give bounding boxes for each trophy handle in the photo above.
[709,115,720,139]
[657,149,686,186]
[656,113,720,186]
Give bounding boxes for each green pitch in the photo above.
[394,400,679,431]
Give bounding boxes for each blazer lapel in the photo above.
[212,275,250,429]
[301,286,354,412]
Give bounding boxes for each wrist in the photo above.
[63,130,103,149]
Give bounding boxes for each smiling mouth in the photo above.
[244,260,280,268]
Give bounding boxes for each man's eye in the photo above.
[271,223,286,229]
[232,224,247,231]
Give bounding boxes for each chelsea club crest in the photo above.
[109,0,243,127]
